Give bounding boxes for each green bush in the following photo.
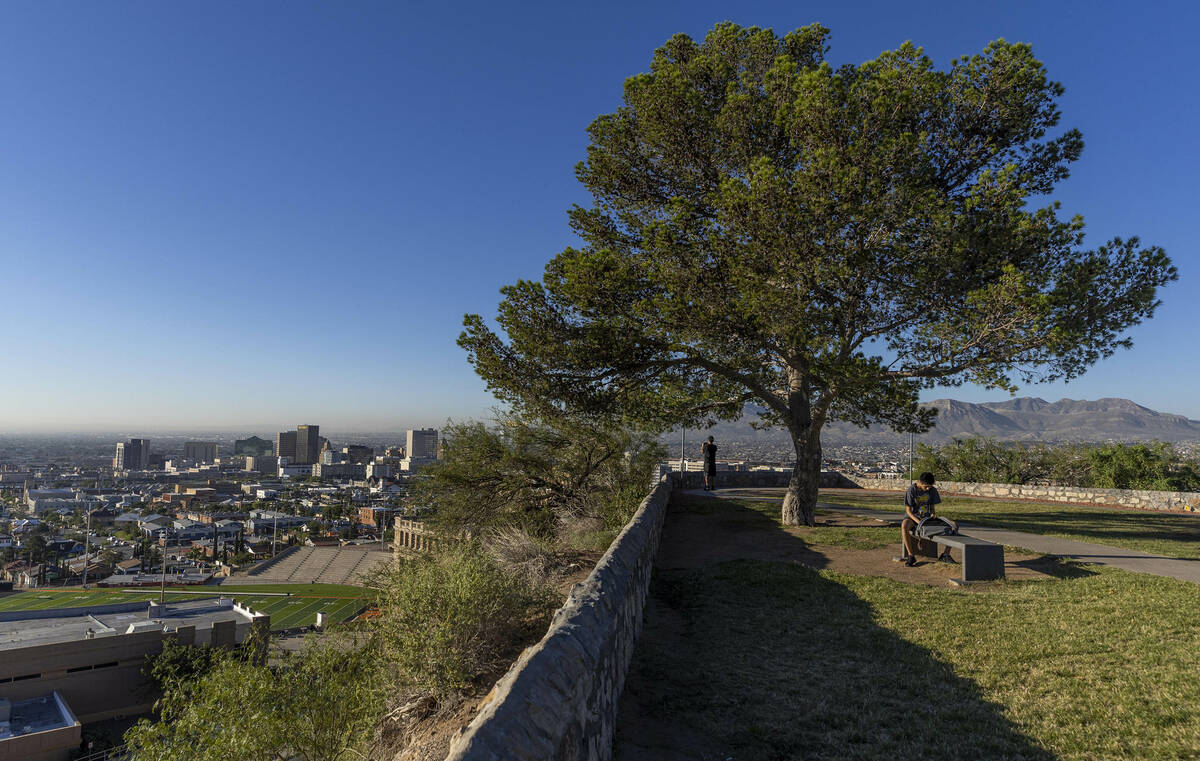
[914,438,1200,490]
[380,543,556,695]
[127,636,385,761]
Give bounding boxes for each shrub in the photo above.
[127,635,385,761]
[380,543,556,695]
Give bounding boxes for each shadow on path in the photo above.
[614,494,1056,761]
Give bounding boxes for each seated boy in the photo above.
[901,472,955,566]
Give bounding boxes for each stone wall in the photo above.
[444,482,672,761]
[843,475,1200,512]
[669,469,854,490]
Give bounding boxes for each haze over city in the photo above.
[3,0,1198,432]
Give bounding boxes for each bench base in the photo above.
[933,535,1005,582]
[948,577,997,587]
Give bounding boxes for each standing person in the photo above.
[701,436,718,491]
[901,471,944,566]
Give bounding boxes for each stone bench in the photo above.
[931,534,1005,585]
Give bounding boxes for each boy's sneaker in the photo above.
[938,551,956,564]
[903,555,917,567]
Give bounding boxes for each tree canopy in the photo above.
[461,23,1175,524]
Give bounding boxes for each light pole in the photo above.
[271,512,279,557]
[909,432,914,483]
[81,509,93,589]
[159,532,168,606]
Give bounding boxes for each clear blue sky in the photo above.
[2,1,1197,432]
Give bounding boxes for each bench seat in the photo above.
[932,534,1005,583]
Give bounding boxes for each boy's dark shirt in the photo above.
[904,483,941,517]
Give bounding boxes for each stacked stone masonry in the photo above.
[444,482,671,761]
[846,475,1200,512]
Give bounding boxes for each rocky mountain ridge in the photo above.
[691,397,1200,447]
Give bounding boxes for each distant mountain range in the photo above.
[694,397,1200,447]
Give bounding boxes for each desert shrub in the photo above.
[484,526,557,585]
[380,542,556,695]
[127,635,385,761]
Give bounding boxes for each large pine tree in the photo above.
[461,23,1175,525]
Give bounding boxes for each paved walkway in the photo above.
[696,489,1200,584]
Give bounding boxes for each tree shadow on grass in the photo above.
[614,497,1057,761]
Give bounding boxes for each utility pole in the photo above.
[81,510,93,589]
[909,432,914,483]
[158,533,168,606]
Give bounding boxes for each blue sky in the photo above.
[2,1,1197,431]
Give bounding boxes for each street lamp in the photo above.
[81,509,93,589]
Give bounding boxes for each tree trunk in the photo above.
[780,368,822,527]
[781,433,822,526]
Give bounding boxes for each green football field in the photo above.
[0,587,370,631]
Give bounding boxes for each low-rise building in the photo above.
[0,692,82,761]
[0,600,268,724]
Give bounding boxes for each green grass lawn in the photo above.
[617,493,1200,760]
[816,490,1200,560]
[0,586,370,631]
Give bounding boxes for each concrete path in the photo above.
[691,488,1200,584]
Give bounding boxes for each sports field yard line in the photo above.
[271,597,329,630]
[322,597,366,624]
[310,597,366,627]
[265,597,319,629]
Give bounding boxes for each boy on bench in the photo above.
[902,472,956,566]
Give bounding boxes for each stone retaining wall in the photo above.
[670,470,852,490]
[844,475,1200,512]
[444,481,672,761]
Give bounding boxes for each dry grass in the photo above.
[484,527,558,585]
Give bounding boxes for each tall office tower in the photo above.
[342,445,374,464]
[406,428,439,460]
[234,436,274,456]
[276,431,297,462]
[114,439,149,470]
[184,441,219,463]
[295,425,320,465]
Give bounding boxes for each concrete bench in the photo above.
[932,534,1005,585]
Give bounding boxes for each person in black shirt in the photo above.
[701,436,717,491]
[901,472,951,566]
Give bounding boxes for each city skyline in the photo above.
[3,1,1198,429]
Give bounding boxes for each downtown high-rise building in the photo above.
[296,425,320,466]
[183,441,219,463]
[276,431,297,462]
[114,439,149,470]
[276,425,320,465]
[406,428,439,460]
[234,436,274,457]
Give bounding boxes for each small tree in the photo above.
[416,412,661,538]
[461,23,1175,524]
